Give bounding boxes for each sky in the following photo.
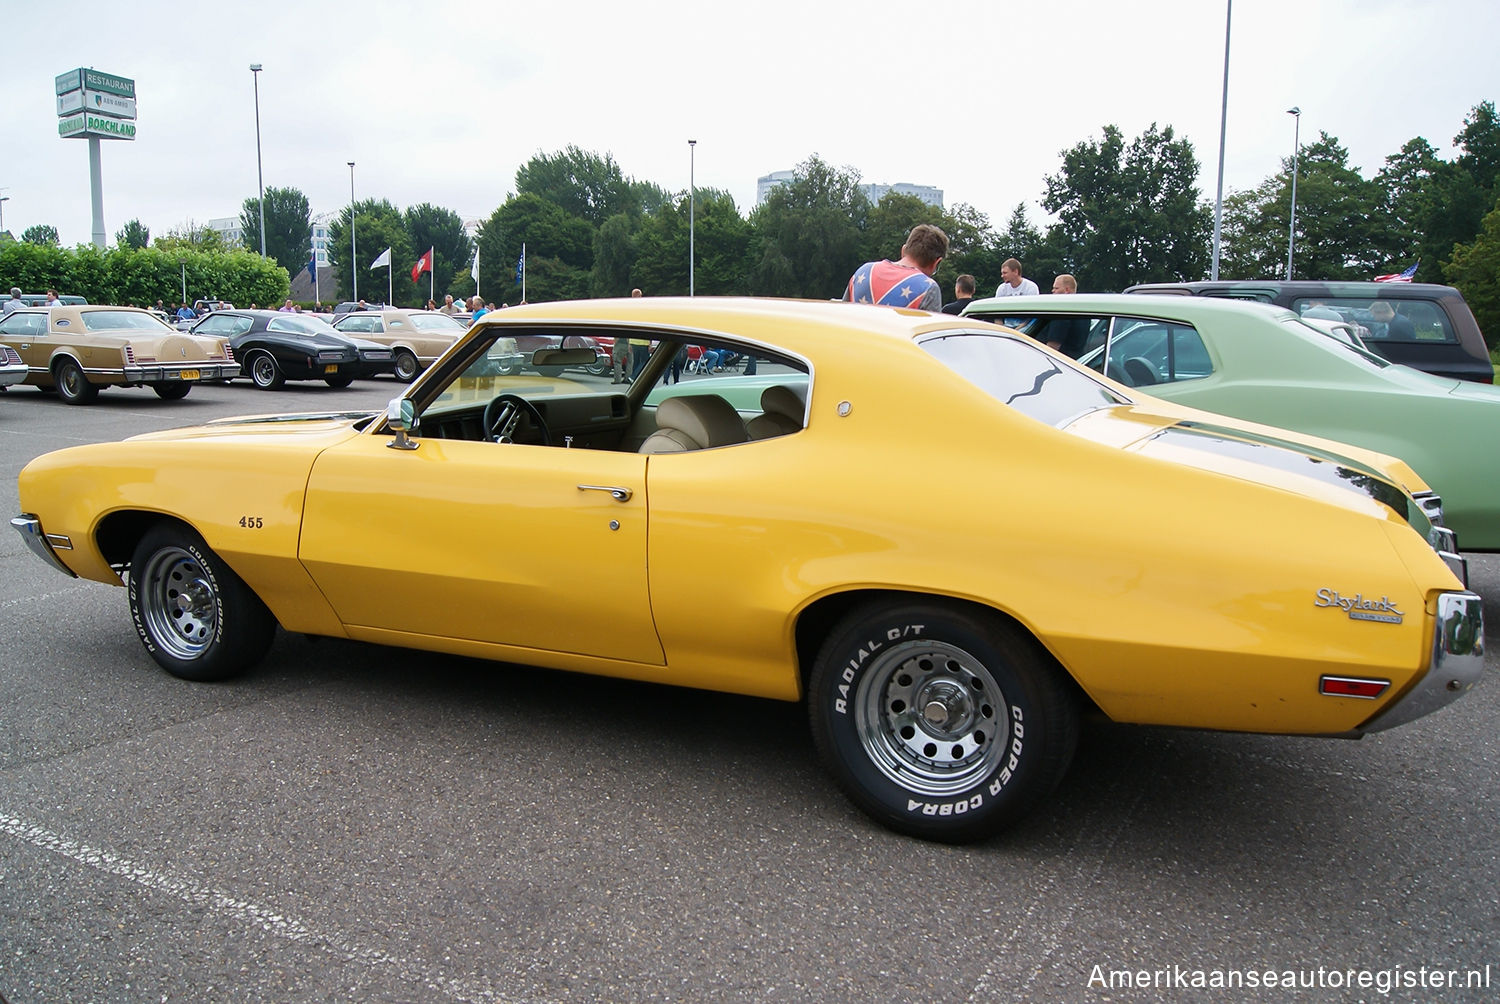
[3,0,1496,250]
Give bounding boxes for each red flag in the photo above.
[411,247,433,283]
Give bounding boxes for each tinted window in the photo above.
[410,312,465,332]
[921,331,1122,427]
[79,310,172,331]
[336,315,376,333]
[269,315,341,336]
[1290,296,1456,344]
[1088,320,1213,387]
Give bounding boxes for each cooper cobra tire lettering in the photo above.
[809,600,1078,843]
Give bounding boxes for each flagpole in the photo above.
[522,242,527,302]
[430,246,435,304]
[388,261,393,306]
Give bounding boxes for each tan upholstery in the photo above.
[747,383,807,440]
[638,394,749,454]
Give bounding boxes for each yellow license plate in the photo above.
[324,364,339,374]
[178,369,200,380]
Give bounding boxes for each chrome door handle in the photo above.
[577,484,633,502]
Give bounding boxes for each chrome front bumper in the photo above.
[10,514,78,578]
[1360,591,1485,733]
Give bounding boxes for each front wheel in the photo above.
[392,349,420,383]
[128,524,276,681]
[324,375,354,388]
[808,600,1078,842]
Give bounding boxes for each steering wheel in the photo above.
[482,393,551,445]
[1122,357,1161,386]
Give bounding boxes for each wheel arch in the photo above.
[793,588,1099,713]
[96,510,195,570]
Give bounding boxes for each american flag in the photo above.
[1374,262,1419,283]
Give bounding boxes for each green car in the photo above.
[963,293,1500,551]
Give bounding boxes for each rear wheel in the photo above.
[324,375,355,388]
[247,350,284,390]
[535,365,565,378]
[392,349,420,383]
[808,599,1078,842]
[53,357,99,405]
[128,524,276,681]
[152,382,192,400]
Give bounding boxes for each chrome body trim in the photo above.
[10,514,78,578]
[1360,591,1485,733]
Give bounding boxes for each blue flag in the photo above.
[304,257,317,279]
[514,251,525,285]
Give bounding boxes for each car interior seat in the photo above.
[638,394,750,453]
[747,384,808,440]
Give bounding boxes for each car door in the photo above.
[297,433,663,665]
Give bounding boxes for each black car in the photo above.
[1124,280,1493,384]
[187,310,395,389]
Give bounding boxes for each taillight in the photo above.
[1319,676,1390,699]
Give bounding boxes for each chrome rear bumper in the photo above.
[1360,591,1485,733]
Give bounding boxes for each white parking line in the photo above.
[0,811,523,1004]
[0,586,98,611]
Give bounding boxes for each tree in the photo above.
[590,213,636,297]
[748,155,869,298]
[239,186,312,270]
[325,199,412,304]
[1445,194,1500,352]
[21,224,59,246]
[1220,132,1387,279]
[115,219,150,250]
[403,203,472,301]
[1043,123,1209,289]
[515,146,636,226]
[155,221,226,253]
[476,193,594,303]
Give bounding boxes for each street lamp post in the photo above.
[688,139,696,297]
[1210,0,1231,280]
[1286,106,1301,280]
[250,64,266,258]
[348,161,357,302]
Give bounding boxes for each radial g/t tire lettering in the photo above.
[808,599,1078,842]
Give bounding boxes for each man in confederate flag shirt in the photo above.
[844,224,949,311]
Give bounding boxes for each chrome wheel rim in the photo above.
[59,365,82,396]
[251,354,276,386]
[855,639,1009,797]
[395,352,417,380]
[137,545,218,660]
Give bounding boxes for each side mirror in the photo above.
[385,398,419,451]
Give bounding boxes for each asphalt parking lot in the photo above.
[0,377,1496,1003]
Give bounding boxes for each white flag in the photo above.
[470,246,480,284]
[370,247,392,270]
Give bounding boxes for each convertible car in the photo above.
[965,293,1500,552]
[12,298,1484,842]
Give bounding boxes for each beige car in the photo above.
[0,306,240,404]
[331,308,469,382]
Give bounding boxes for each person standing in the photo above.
[1043,273,1090,358]
[439,294,459,315]
[993,259,1039,298]
[3,287,22,316]
[844,224,948,311]
[941,274,977,315]
[44,289,63,307]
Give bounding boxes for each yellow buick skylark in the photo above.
[12,297,1485,842]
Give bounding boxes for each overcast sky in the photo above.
[4,0,1495,249]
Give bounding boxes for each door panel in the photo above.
[299,434,662,664]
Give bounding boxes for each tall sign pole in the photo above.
[348,162,358,302]
[56,68,138,249]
